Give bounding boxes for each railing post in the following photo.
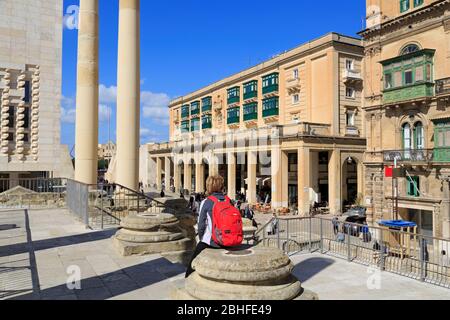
[277,219,281,250]
[309,217,312,252]
[320,218,324,254]
[285,218,290,254]
[101,187,104,230]
[380,229,385,271]
[347,226,352,262]
[419,235,426,282]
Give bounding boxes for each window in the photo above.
[190,117,200,132]
[414,122,424,149]
[403,123,412,150]
[191,101,200,115]
[23,108,30,129]
[400,0,410,13]
[8,106,14,128]
[201,97,212,112]
[24,81,31,103]
[404,69,413,85]
[400,44,420,55]
[292,94,299,104]
[345,87,355,98]
[385,73,393,89]
[243,102,258,121]
[346,59,354,71]
[181,105,190,119]
[407,176,420,197]
[293,69,299,79]
[413,0,424,8]
[201,114,212,129]
[181,120,190,133]
[346,110,355,127]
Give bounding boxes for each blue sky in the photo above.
[61,0,366,149]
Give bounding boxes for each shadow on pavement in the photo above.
[292,257,335,282]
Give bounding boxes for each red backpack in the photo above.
[209,196,243,247]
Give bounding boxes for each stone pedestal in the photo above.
[172,247,318,300]
[113,212,195,265]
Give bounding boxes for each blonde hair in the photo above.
[206,175,225,195]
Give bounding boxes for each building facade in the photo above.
[147,33,366,215]
[0,0,74,182]
[360,0,450,238]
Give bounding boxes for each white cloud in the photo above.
[141,91,171,124]
[99,84,117,104]
[99,104,112,123]
[140,127,161,141]
[61,95,76,123]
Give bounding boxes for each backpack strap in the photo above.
[208,195,230,204]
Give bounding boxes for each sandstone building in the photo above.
[0,0,74,184]
[146,33,366,215]
[360,0,450,238]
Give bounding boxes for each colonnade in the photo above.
[152,148,355,215]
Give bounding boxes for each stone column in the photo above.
[227,152,236,200]
[298,147,311,216]
[156,157,162,190]
[116,0,140,190]
[329,149,341,215]
[30,66,40,161]
[173,160,181,193]
[247,151,257,204]
[1,70,11,155]
[272,147,288,209]
[75,0,99,185]
[184,162,192,193]
[195,163,205,193]
[165,157,172,191]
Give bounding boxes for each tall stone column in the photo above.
[272,147,288,209]
[329,149,341,215]
[1,69,11,155]
[298,147,311,216]
[440,176,450,239]
[30,66,40,161]
[184,162,192,193]
[227,152,236,200]
[75,0,99,185]
[174,160,181,193]
[116,0,140,190]
[156,157,162,190]
[165,157,172,192]
[15,71,26,161]
[195,163,205,193]
[247,151,257,204]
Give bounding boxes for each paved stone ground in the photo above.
[0,208,448,300]
[291,253,450,300]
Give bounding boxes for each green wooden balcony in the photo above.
[243,91,257,100]
[262,84,279,95]
[244,112,258,122]
[227,116,240,125]
[383,82,435,104]
[202,104,212,113]
[263,107,279,118]
[434,147,450,162]
[227,96,240,105]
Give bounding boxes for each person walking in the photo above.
[185,175,243,278]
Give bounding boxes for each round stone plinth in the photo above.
[178,247,318,300]
[112,212,195,265]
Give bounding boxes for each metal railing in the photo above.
[383,149,434,162]
[436,77,450,95]
[256,216,450,289]
[0,178,67,209]
[0,177,180,230]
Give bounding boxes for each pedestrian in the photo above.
[185,175,243,278]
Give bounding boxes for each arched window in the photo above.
[402,123,412,150]
[414,122,424,149]
[400,44,420,55]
